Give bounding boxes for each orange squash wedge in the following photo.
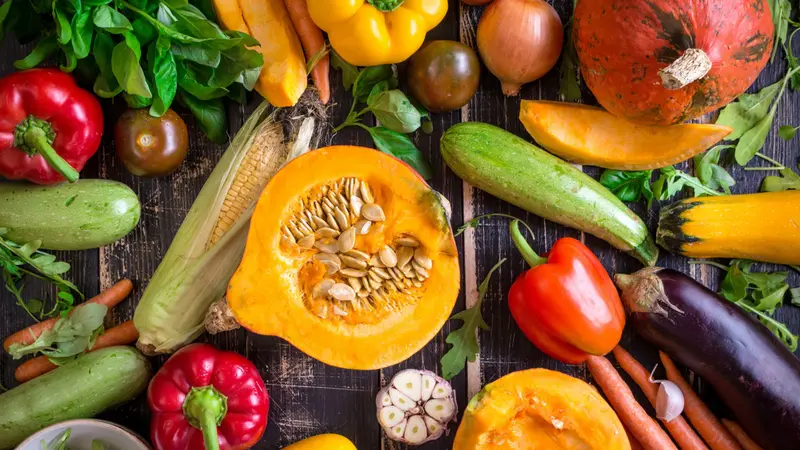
[519,101,732,170]
[454,369,630,450]
[226,146,460,370]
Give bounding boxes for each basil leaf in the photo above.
[177,62,228,99]
[14,35,59,69]
[367,80,390,105]
[163,0,189,8]
[132,16,157,46]
[353,65,395,104]
[83,0,112,5]
[332,50,359,91]
[124,92,153,108]
[779,125,798,140]
[169,4,226,39]
[93,5,133,34]
[209,45,262,90]
[94,74,123,98]
[367,90,422,134]
[179,92,227,144]
[366,126,433,180]
[190,0,217,21]
[71,8,94,59]
[716,81,781,141]
[60,42,77,72]
[171,42,221,67]
[53,0,72,45]
[599,170,654,205]
[150,37,178,116]
[226,83,246,104]
[761,165,800,192]
[0,1,13,42]
[112,32,152,98]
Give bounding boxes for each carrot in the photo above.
[625,426,646,450]
[612,346,709,450]
[721,420,763,450]
[3,279,133,352]
[14,320,139,383]
[660,352,742,450]
[284,0,330,104]
[586,355,678,450]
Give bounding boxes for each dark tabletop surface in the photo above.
[2,1,799,449]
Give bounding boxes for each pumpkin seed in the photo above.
[330,283,356,301]
[401,266,415,278]
[414,248,433,270]
[323,197,336,211]
[360,181,374,203]
[280,236,296,248]
[362,203,386,222]
[354,220,372,235]
[298,219,314,235]
[322,260,340,275]
[412,260,430,279]
[337,227,356,253]
[312,200,323,217]
[368,274,383,289]
[379,246,398,267]
[297,235,315,249]
[413,281,423,288]
[326,212,340,230]
[303,211,318,229]
[397,246,413,268]
[332,305,348,316]
[316,306,328,319]
[314,238,339,254]
[312,215,329,229]
[316,227,340,238]
[345,249,370,261]
[341,268,368,278]
[369,254,385,268]
[314,252,342,266]
[350,196,364,217]
[388,267,403,281]
[358,289,370,298]
[371,267,392,280]
[347,277,362,292]
[322,202,334,216]
[336,193,349,208]
[341,255,368,270]
[313,279,335,298]
[334,207,350,230]
[396,236,420,248]
[288,223,304,239]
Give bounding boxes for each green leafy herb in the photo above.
[0,1,13,41]
[112,32,152,98]
[599,170,654,205]
[0,230,83,321]
[362,126,433,180]
[786,28,800,90]
[791,287,800,306]
[761,164,800,191]
[9,303,107,360]
[558,2,581,102]
[652,166,725,200]
[367,89,422,134]
[769,0,793,61]
[779,125,798,140]
[454,213,531,237]
[178,91,227,145]
[331,50,359,91]
[14,35,59,70]
[149,36,177,116]
[692,259,799,350]
[693,145,736,194]
[441,258,506,380]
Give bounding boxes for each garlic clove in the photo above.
[425,398,456,423]
[403,416,429,445]
[387,419,407,440]
[423,416,442,435]
[421,373,437,401]
[431,381,453,399]
[389,387,416,411]
[392,370,423,401]
[379,391,392,407]
[379,405,406,428]
[656,380,685,422]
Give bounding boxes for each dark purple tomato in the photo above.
[407,40,481,113]
[115,108,189,177]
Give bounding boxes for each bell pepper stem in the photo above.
[509,220,547,268]
[183,386,228,450]
[15,116,80,183]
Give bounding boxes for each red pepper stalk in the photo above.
[507,220,626,364]
[0,69,103,184]
[148,344,270,450]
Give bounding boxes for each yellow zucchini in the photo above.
[657,191,800,265]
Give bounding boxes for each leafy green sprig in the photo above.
[600,166,724,206]
[331,52,434,180]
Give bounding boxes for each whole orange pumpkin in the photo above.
[574,0,774,125]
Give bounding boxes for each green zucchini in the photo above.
[0,346,151,449]
[0,180,140,250]
[441,122,658,265]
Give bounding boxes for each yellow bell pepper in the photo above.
[282,434,357,450]
[307,0,448,66]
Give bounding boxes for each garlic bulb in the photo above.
[376,369,458,445]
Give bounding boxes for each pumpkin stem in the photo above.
[658,48,712,90]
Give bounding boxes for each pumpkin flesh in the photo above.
[574,0,774,125]
[454,369,630,450]
[227,146,460,370]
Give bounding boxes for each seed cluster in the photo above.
[281,178,433,317]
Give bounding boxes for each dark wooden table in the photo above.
[2,2,799,449]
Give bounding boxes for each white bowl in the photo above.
[15,419,151,450]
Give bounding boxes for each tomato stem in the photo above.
[509,220,547,268]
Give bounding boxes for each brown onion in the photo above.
[477,0,564,96]
[462,0,493,5]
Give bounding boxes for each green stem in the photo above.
[333,107,370,133]
[688,260,730,271]
[182,386,227,450]
[754,152,785,169]
[509,220,547,268]
[24,129,79,182]
[198,410,221,450]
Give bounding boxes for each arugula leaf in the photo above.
[599,170,654,205]
[367,90,422,134]
[652,166,724,200]
[779,125,798,140]
[716,81,782,141]
[769,0,793,61]
[441,258,506,380]
[9,303,108,359]
[693,145,736,194]
[761,164,800,191]
[364,126,433,180]
[786,28,800,90]
[331,50,359,91]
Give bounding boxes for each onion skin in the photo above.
[477,0,564,96]
[462,0,493,5]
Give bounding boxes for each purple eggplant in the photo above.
[615,267,800,450]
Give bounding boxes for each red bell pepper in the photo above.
[507,220,625,364]
[0,69,103,184]
[148,344,270,450]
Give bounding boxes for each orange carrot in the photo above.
[4,279,133,352]
[586,355,678,450]
[284,0,330,104]
[612,346,708,450]
[14,320,139,383]
[660,352,742,450]
[625,426,646,450]
[721,420,763,450]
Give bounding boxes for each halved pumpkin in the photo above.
[227,146,460,369]
[520,101,732,170]
[454,369,630,450]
